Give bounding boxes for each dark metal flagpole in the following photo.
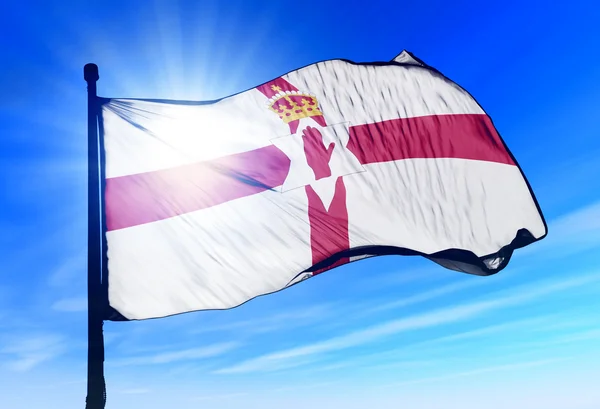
[84,63,106,409]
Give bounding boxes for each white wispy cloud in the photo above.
[534,149,600,213]
[119,388,151,395]
[412,314,560,347]
[190,392,249,402]
[51,296,87,312]
[110,341,239,367]
[297,315,561,375]
[49,379,87,388]
[311,359,435,375]
[363,278,492,314]
[103,331,121,346]
[312,274,502,334]
[351,265,441,292]
[213,272,600,374]
[383,358,563,387]
[497,328,600,352]
[0,285,12,303]
[362,312,600,362]
[47,253,87,287]
[192,303,337,335]
[0,333,66,372]
[191,277,482,343]
[522,199,600,258]
[269,380,345,394]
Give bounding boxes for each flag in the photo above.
[99,51,546,320]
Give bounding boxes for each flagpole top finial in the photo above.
[84,63,99,82]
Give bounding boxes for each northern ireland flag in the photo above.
[100,51,547,320]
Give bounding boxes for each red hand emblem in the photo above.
[302,126,335,180]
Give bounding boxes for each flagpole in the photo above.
[84,63,106,409]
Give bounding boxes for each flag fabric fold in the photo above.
[99,51,546,320]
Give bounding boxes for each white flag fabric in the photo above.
[100,51,547,320]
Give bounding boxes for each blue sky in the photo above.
[1,0,600,408]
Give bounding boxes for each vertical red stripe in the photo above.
[305,177,350,274]
[258,77,350,274]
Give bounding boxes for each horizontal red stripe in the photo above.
[106,145,290,231]
[348,113,514,166]
[106,113,514,231]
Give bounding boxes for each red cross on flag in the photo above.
[100,51,547,320]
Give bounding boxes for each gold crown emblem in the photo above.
[266,85,323,124]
